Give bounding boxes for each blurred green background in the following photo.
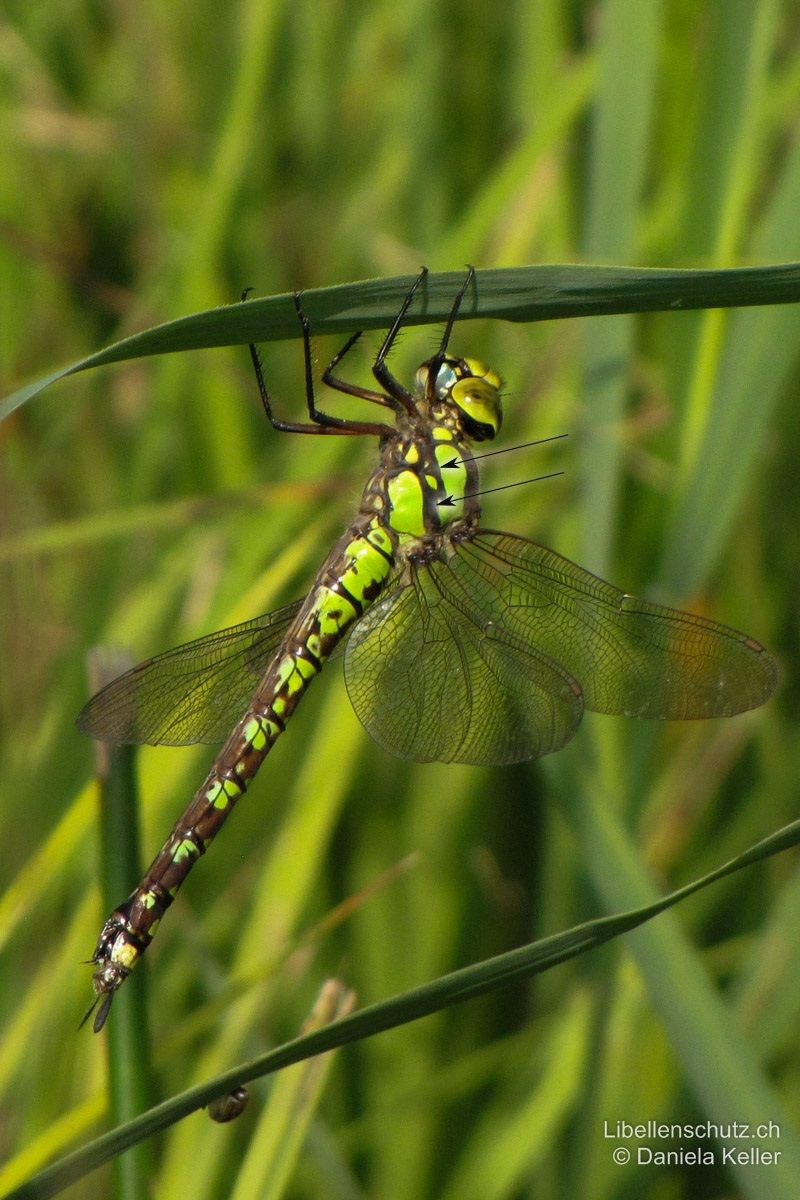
[2,2,800,1198]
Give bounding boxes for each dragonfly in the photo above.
[78,267,778,1031]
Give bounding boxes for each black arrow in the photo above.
[438,470,565,507]
[440,432,568,470]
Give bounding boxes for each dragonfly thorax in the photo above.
[415,354,503,442]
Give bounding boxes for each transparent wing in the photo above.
[454,532,778,718]
[344,561,584,765]
[77,600,303,745]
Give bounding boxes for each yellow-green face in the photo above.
[415,356,503,441]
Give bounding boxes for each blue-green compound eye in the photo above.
[415,361,458,397]
[433,364,458,397]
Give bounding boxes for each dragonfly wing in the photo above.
[344,566,584,765]
[77,599,304,745]
[456,532,777,719]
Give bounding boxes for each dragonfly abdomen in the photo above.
[88,516,398,1028]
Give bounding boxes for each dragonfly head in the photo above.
[416,355,503,442]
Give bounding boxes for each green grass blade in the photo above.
[12,815,800,1200]
[84,650,152,1200]
[659,131,800,594]
[229,981,357,1200]
[580,0,662,575]
[4,263,800,421]
[441,990,591,1200]
[556,765,800,1200]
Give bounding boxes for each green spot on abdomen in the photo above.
[275,652,318,697]
[367,521,394,557]
[316,585,358,635]
[242,714,271,751]
[173,838,199,865]
[206,777,243,810]
[341,535,393,599]
[114,940,140,970]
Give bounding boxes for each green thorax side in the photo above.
[359,354,503,553]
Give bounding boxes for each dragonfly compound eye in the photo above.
[450,375,503,440]
[415,360,459,399]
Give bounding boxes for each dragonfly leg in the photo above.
[419,266,477,393]
[437,265,475,357]
[321,330,396,410]
[244,292,390,437]
[293,292,394,434]
[371,267,429,411]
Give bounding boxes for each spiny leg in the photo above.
[244,289,389,437]
[369,266,477,409]
[371,267,429,410]
[321,330,395,410]
[293,293,393,435]
[420,266,477,396]
[438,265,475,358]
[305,269,471,415]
